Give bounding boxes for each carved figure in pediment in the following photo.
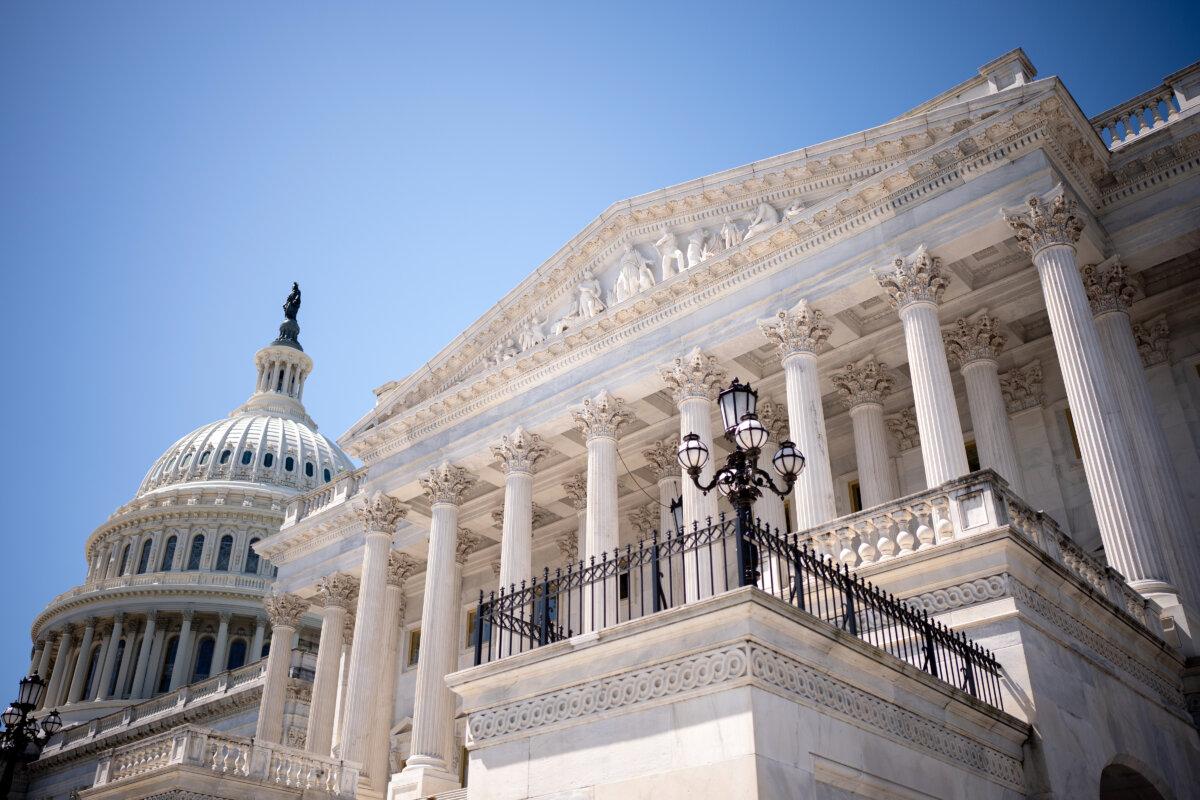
[518,315,545,351]
[612,245,645,305]
[702,230,723,260]
[577,269,605,318]
[720,215,743,249]
[785,197,807,217]
[686,230,707,268]
[492,337,519,364]
[654,229,686,279]
[743,202,780,240]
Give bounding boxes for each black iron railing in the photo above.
[472,515,1004,709]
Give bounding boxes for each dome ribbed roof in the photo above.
[138,411,354,497]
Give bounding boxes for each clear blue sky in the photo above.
[1,1,1196,692]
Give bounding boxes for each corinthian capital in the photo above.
[456,528,483,565]
[642,438,680,481]
[387,551,421,587]
[758,299,832,360]
[999,361,1044,413]
[571,390,630,441]
[885,408,919,451]
[1002,185,1084,256]
[358,492,408,533]
[490,426,549,475]
[628,503,659,536]
[264,592,309,629]
[755,398,789,441]
[562,473,588,509]
[659,347,727,404]
[831,359,894,409]
[1080,257,1138,317]
[942,314,1006,367]
[875,245,947,309]
[556,532,578,565]
[316,573,359,609]
[1133,316,1170,367]
[420,462,476,506]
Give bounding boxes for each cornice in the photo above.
[346,94,1090,465]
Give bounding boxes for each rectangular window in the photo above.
[848,480,863,513]
[464,610,477,648]
[965,439,981,472]
[406,628,421,667]
[1064,407,1082,459]
[618,572,630,601]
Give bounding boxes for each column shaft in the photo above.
[498,471,534,589]
[129,614,157,700]
[678,397,718,530]
[783,352,837,527]
[168,615,194,692]
[342,533,392,765]
[306,604,347,756]
[961,359,1024,494]
[212,616,230,676]
[250,618,266,662]
[45,630,74,708]
[367,581,403,790]
[900,302,968,486]
[113,624,138,699]
[1035,245,1166,584]
[35,639,53,680]
[66,622,96,704]
[96,616,124,700]
[254,623,296,743]
[850,404,897,508]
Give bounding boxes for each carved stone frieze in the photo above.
[420,462,476,506]
[831,359,895,409]
[758,299,832,360]
[942,314,1006,367]
[1002,186,1084,256]
[659,347,728,404]
[571,390,630,441]
[875,245,948,309]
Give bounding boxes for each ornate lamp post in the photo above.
[676,378,806,584]
[0,675,62,798]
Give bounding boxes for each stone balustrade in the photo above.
[40,661,268,757]
[92,724,360,797]
[1090,61,1198,148]
[282,465,368,528]
[47,570,273,608]
[795,469,1163,636]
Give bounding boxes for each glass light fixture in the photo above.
[40,710,63,736]
[16,675,44,709]
[734,414,769,451]
[717,378,757,434]
[1,706,20,728]
[669,497,684,532]
[676,433,709,471]
[772,440,805,480]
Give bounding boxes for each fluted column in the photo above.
[250,616,266,662]
[89,626,113,701]
[943,314,1024,494]
[113,620,138,699]
[212,613,231,676]
[832,360,898,509]
[255,593,309,744]
[130,612,157,700]
[661,349,726,534]
[306,573,358,756]
[44,628,74,708]
[35,635,54,680]
[401,462,475,797]
[95,613,125,700]
[492,427,549,591]
[572,391,631,625]
[66,618,97,704]
[643,439,682,535]
[168,610,195,692]
[1082,259,1200,628]
[1003,188,1168,591]
[877,247,969,487]
[331,612,354,755]
[368,553,418,790]
[760,300,837,528]
[343,492,408,768]
[753,400,791,535]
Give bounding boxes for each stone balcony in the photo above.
[82,724,359,800]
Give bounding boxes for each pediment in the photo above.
[343,77,1104,459]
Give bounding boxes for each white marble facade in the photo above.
[16,48,1200,800]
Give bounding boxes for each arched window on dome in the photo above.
[214,534,233,571]
[323,468,332,483]
[244,538,261,574]
[191,636,215,682]
[240,450,253,466]
[263,452,274,468]
[305,461,314,478]
[158,636,179,694]
[226,639,248,671]
[219,449,231,465]
[284,456,295,472]
[117,543,131,576]
[186,534,205,570]
[198,450,210,466]
[160,535,177,571]
[181,452,192,467]
[136,539,153,574]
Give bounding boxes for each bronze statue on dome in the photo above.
[273,282,303,350]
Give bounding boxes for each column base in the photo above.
[1141,587,1200,658]
[389,760,460,800]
